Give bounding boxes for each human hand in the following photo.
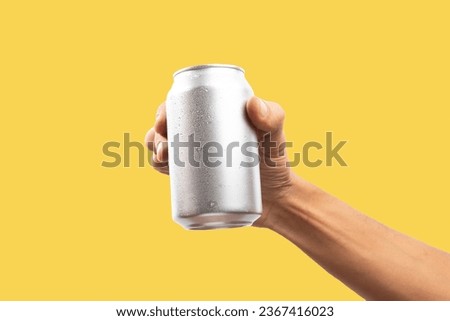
[145,96,294,227]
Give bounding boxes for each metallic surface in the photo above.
[166,64,262,230]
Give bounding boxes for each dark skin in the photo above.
[145,96,450,300]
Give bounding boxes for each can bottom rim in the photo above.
[174,212,261,230]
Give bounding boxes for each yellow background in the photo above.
[1,1,449,300]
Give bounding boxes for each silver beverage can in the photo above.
[166,64,262,230]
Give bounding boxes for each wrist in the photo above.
[258,172,320,231]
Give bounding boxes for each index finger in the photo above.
[155,102,167,136]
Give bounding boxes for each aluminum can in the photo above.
[166,64,262,230]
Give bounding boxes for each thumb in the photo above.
[246,96,285,141]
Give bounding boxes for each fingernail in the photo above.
[258,98,269,117]
[156,142,162,161]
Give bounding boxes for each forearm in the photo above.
[264,173,450,300]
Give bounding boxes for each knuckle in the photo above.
[273,102,285,120]
[274,107,285,126]
[278,109,285,123]
[156,103,165,116]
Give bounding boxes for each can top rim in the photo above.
[173,64,245,77]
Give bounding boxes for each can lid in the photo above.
[173,64,245,77]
